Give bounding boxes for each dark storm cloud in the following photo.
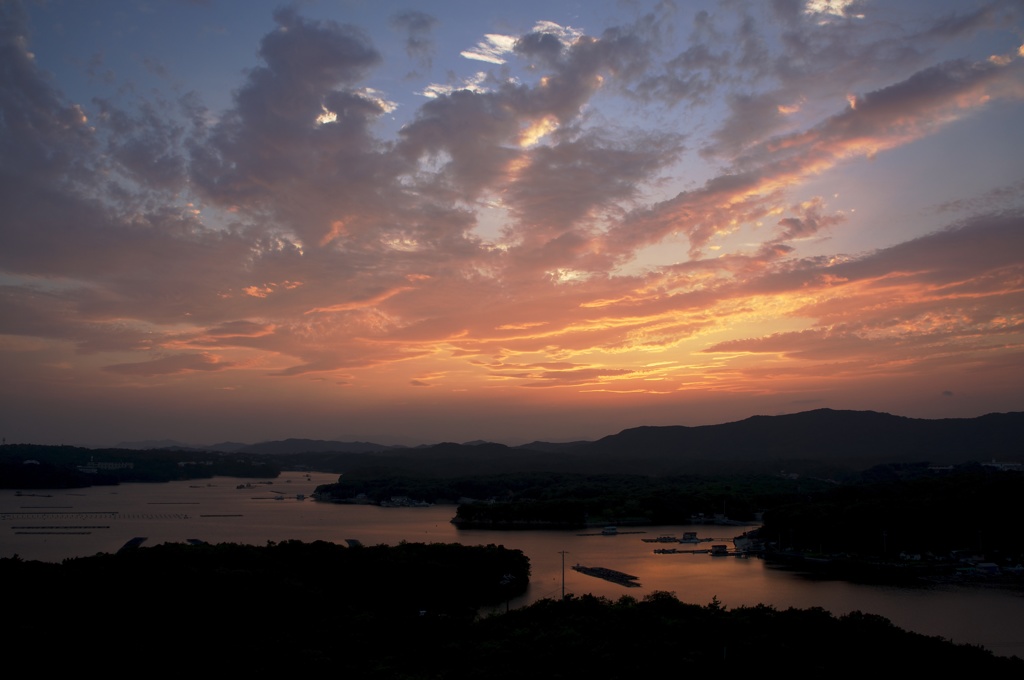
[503,130,684,237]
[702,91,790,159]
[922,1,1013,39]
[0,2,94,182]
[514,31,565,63]
[93,97,188,190]
[0,1,260,321]
[631,41,727,106]
[188,8,401,248]
[933,180,1024,215]
[390,10,437,68]
[398,15,665,203]
[397,87,523,198]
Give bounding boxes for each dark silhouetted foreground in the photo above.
[4,540,1019,675]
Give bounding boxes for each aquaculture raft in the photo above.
[572,564,641,588]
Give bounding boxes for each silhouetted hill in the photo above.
[275,409,1024,480]
[234,438,406,454]
[335,441,581,478]
[23,409,1021,483]
[203,441,250,452]
[574,409,1024,473]
[114,438,190,450]
[514,440,592,452]
[110,438,409,454]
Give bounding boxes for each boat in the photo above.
[732,532,765,554]
[572,564,641,587]
[118,536,148,553]
[601,526,618,535]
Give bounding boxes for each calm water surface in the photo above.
[3,472,1023,658]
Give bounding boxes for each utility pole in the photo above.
[558,550,569,599]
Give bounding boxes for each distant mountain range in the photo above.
[115,409,1024,476]
[114,438,405,454]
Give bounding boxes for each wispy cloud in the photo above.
[461,34,518,64]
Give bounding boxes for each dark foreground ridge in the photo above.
[4,540,1020,675]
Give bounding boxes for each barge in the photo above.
[572,564,641,588]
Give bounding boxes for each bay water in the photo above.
[3,471,1022,658]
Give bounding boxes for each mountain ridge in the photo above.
[108,409,1023,475]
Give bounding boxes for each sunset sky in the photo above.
[2,0,1023,447]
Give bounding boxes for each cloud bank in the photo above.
[1,0,1022,445]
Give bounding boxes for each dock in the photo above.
[653,545,752,556]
